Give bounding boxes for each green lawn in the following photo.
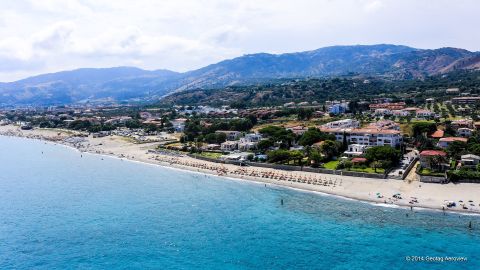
[199,152,224,159]
[418,167,444,177]
[323,160,339,170]
[322,160,384,173]
[349,167,385,174]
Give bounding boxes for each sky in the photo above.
[0,0,478,82]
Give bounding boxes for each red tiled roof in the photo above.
[420,150,447,157]
[430,130,444,138]
[351,157,367,163]
[403,107,419,111]
[439,137,468,143]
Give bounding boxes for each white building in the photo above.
[243,133,263,142]
[344,144,368,157]
[215,130,241,141]
[321,119,360,129]
[416,109,435,119]
[374,109,393,116]
[320,127,403,147]
[105,116,132,125]
[171,118,187,132]
[457,128,474,138]
[461,154,480,168]
[437,137,468,148]
[220,141,238,151]
[392,110,409,117]
[238,140,258,151]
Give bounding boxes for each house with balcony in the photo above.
[220,141,238,151]
[319,127,403,148]
[343,144,368,157]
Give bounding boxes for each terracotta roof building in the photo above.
[429,130,444,139]
[437,137,468,148]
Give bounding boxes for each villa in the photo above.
[319,127,403,147]
[171,118,187,132]
[460,154,480,168]
[220,141,238,151]
[215,130,242,141]
[457,127,474,137]
[451,119,474,129]
[437,137,468,148]
[344,144,368,157]
[243,133,263,142]
[419,150,448,170]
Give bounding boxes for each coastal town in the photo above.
[2,86,480,213]
[3,1,480,268]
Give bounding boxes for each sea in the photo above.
[0,136,479,270]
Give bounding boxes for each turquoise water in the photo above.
[0,136,479,269]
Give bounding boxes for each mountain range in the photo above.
[1,44,479,106]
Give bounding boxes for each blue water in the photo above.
[0,136,479,269]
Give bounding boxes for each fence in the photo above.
[401,157,419,180]
[416,165,447,183]
[418,175,447,183]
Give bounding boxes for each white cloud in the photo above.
[0,0,478,81]
[364,0,384,12]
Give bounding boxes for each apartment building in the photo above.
[319,127,403,147]
[321,119,360,129]
[452,97,480,104]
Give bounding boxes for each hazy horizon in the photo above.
[0,0,479,81]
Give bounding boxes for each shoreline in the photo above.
[1,124,479,215]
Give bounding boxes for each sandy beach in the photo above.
[1,124,479,214]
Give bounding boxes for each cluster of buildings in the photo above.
[214,132,263,152]
[370,102,437,119]
[419,118,480,172]
[319,119,403,157]
[175,105,238,116]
